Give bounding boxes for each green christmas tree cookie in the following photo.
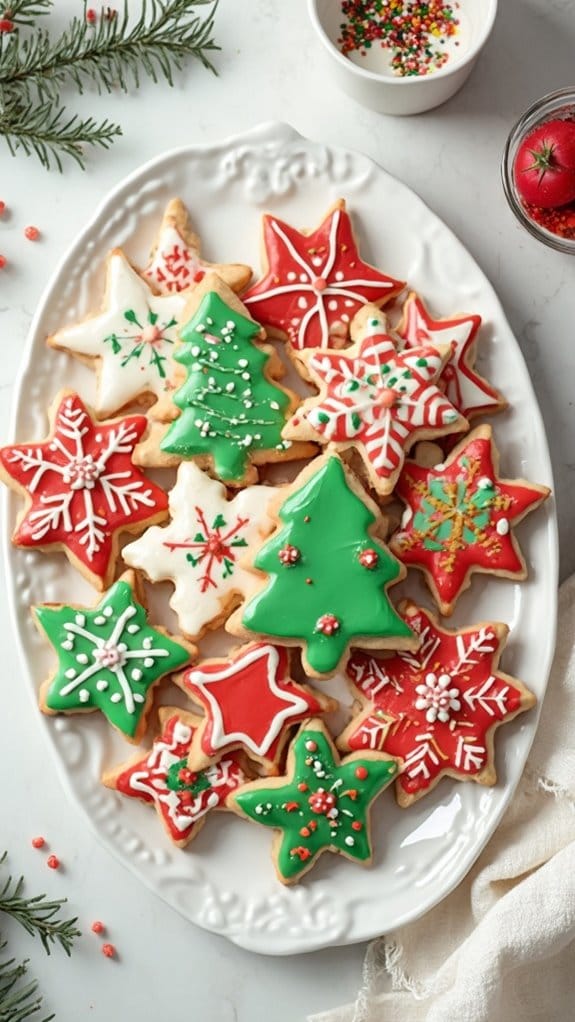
[229,454,415,677]
[34,572,193,743]
[228,720,398,884]
[159,287,302,485]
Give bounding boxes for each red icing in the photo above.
[243,206,404,350]
[182,644,328,767]
[390,430,547,610]
[344,606,527,798]
[114,714,244,844]
[399,294,501,419]
[0,394,168,585]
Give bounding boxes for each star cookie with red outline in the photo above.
[176,642,338,774]
[243,200,404,353]
[389,425,550,615]
[0,391,168,589]
[284,306,467,497]
[141,198,252,296]
[103,707,246,847]
[338,602,536,806]
[398,292,505,420]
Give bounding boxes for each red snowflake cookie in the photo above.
[339,602,536,805]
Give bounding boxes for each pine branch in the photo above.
[0,97,121,170]
[0,856,80,956]
[0,949,53,1022]
[0,0,220,105]
[2,1,52,28]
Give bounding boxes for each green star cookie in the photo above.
[228,719,397,884]
[34,572,192,742]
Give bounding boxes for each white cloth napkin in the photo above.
[311,576,575,1022]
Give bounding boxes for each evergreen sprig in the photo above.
[0,949,53,1022]
[2,0,52,28]
[0,855,80,956]
[0,0,219,170]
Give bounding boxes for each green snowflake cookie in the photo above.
[35,576,191,741]
[229,722,397,883]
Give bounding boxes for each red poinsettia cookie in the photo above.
[338,602,536,806]
[243,200,404,354]
[390,425,550,615]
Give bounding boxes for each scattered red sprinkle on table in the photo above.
[102,943,116,959]
[338,0,460,78]
[31,836,46,849]
[0,201,5,215]
[0,255,7,270]
[91,921,105,935]
[46,854,60,870]
[24,225,40,241]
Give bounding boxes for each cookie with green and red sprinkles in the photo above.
[227,719,398,884]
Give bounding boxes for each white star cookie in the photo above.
[48,250,187,418]
[142,198,252,297]
[122,462,276,641]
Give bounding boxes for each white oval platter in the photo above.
[4,122,558,955]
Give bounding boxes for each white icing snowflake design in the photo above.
[414,671,461,723]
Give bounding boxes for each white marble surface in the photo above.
[0,1,572,1019]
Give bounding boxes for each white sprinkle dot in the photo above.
[75,613,86,626]
[94,615,106,626]
[110,693,122,703]
[131,669,143,682]
[79,689,90,703]
[143,657,154,668]
[76,653,89,665]
[64,668,76,679]
[96,680,108,692]
[103,606,113,618]
[344,836,355,847]
[496,518,510,536]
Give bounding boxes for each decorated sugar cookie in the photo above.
[338,602,536,806]
[34,572,193,743]
[0,392,168,590]
[102,707,245,847]
[243,200,404,352]
[227,453,416,678]
[122,462,276,641]
[142,198,251,296]
[136,277,314,485]
[284,306,467,497]
[390,425,551,615]
[398,293,505,420]
[48,250,188,418]
[227,719,397,884]
[176,643,338,774]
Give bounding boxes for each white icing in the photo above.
[496,518,510,536]
[122,462,276,638]
[52,252,186,415]
[415,671,461,724]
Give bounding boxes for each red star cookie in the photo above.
[103,708,246,847]
[284,308,466,497]
[338,602,536,806]
[176,643,338,774]
[398,293,505,420]
[243,200,404,352]
[0,392,168,589]
[389,425,550,615]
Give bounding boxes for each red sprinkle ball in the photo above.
[91,920,105,934]
[338,0,460,78]
[31,836,46,849]
[24,225,40,241]
[47,855,60,870]
[0,19,14,33]
[0,201,5,215]
[315,613,341,636]
[102,943,116,959]
[86,8,97,23]
[0,256,6,270]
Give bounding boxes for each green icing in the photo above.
[35,580,190,738]
[166,758,211,796]
[160,292,290,481]
[234,728,397,881]
[241,456,413,675]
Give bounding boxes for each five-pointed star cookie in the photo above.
[34,573,193,743]
[48,250,187,418]
[176,643,338,774]
[243,200,404,352]
[102,707,246,846]
[284,309,467,497]
[141,197,252,296]
[390,425,551,615]
[338,602,536,806]
[227,719,397,884]
[122,463,276,641]
[398,292,506,420]
[0,392,168,589]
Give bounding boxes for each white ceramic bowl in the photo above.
[308,0,498,116]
